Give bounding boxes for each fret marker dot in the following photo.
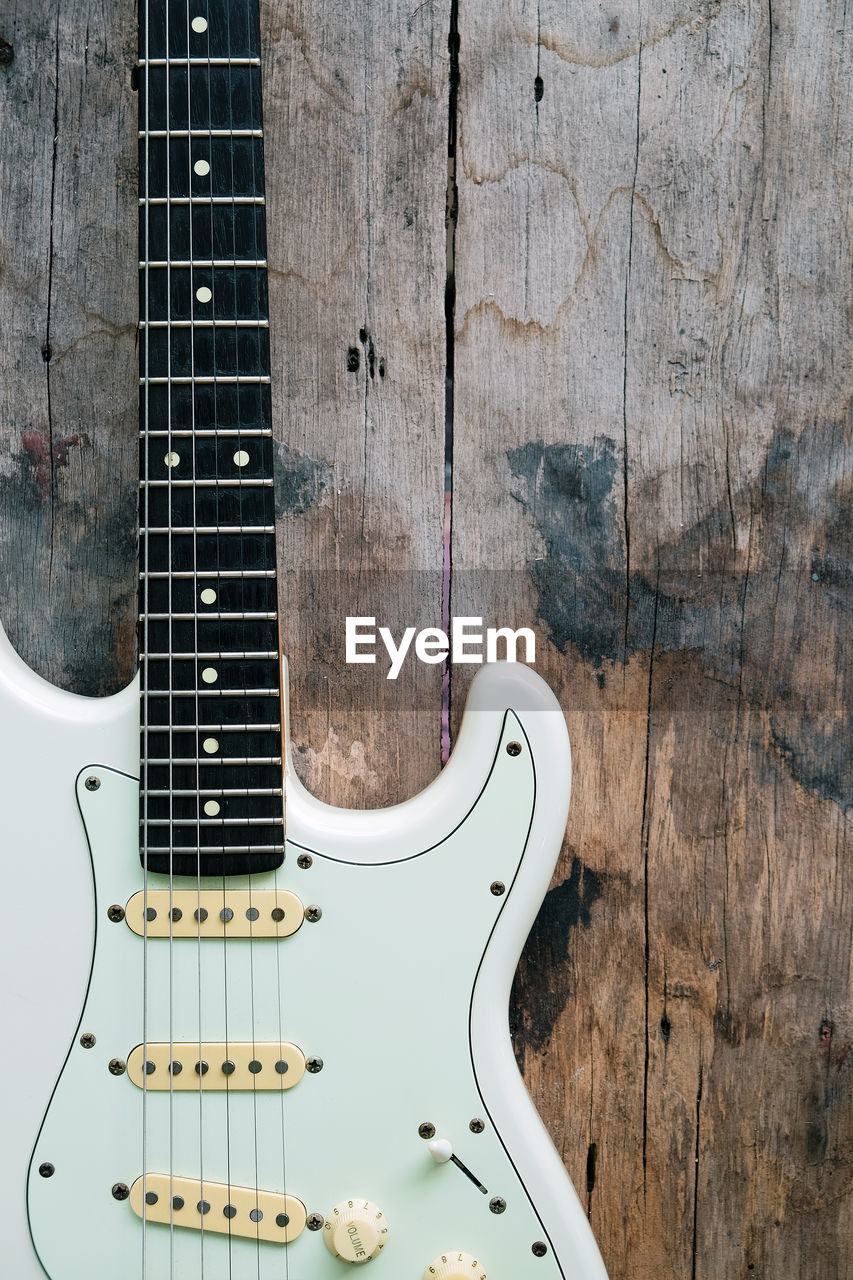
[164,452,180,468]
[194,159,210,176]
[233,450,250,467]
[202,667,218,684]
[203,737,219,754]
[204,800,220,816]
[191,16,208,33]
[200,588,217,604]
[196,286,212,304]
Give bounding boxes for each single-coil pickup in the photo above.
[126,1041,305,1090]
[129,1173,306,1243]
[124,889,303,938]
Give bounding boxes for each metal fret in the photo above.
[146,789,283,797]
[140,524,274,533]
[141,429,273,438]
[141,571,277,580]
[140,259,268,267]
[139,197,266,205]
[143,650,279,659]
[139,130,263,139]
[139,57,261,66]
[143,817,283,827]
[147,846,286,854]
[140,480,274,489]
[141,320,270,328]
[141,377,271,385]
[145,758,282,766]
[140,611,277,621]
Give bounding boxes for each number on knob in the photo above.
[424,1251,487,1280]
[323,1199,388,1264]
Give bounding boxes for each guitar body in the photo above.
[1,618,606,1280]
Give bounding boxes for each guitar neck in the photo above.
[137,0,285,879]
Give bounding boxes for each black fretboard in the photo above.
[138,0,284,877]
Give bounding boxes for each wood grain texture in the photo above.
[0,1,850,1276]
[452,1,853,1277]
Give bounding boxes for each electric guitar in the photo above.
[2,2,608,1277]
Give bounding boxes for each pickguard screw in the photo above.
[469,1118,485,1133]
[107,904,125,923]
[418,1122,436,1139]
[297,854,313,869]
[490,881,506,896]
[489,1197,507,1214]
[109,1059,126,1076]
[85,775,101,790]
[506,741,522,757]
[112,1183,130,1201]
[306,1056,323,1074]
[532,1241,548,1257]
[80,1033,96,1048]
[304,904,322,923]
[38,1163,55,1178]
[307,1212,324,1231]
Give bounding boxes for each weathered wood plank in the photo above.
[453,1,853,1277]
[261,0,449,806]
[0,1,138,694]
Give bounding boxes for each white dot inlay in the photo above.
[191,16,208,33]
[200,588,217,605]
[202,667,218,684]
[202,738,219,754]
[204,800,221,816]
[194,159,210,176]
[196,286,212,304]
[164,451,180,468]
[233,450,250,468]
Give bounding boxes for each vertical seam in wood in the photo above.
[441,0,459,763]
[691,1062,703,1278]
[622,29,642,656]
[640,556,660,1195]
[44,8,62,591]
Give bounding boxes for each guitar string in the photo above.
[247,6,293,1265]
[203,4,234,1275]
[141,2,151,1276]
[238,11,264,1273]
[198,3,214,1274]
[183,2,203,1276]
[164,3,177,1275]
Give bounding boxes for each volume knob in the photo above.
[323,1199,388,1264]
[424,1252,487,1280]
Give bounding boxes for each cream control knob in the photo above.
[424,1252,487,1280]
[323,1200,388,1264]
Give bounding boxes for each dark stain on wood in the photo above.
[273,443,331,518]
[19,429,91,503]
[510,855,604,1067]
[509,428,852,812]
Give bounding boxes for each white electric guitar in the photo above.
[2,3,608,1278]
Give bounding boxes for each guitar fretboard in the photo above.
[138,0,284,878]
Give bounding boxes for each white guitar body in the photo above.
[0,617,606,1280]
